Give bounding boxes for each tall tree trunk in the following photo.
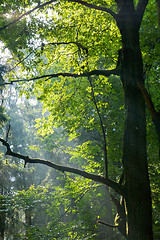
[118,14,153,240]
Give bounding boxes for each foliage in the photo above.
[0,0,160,239]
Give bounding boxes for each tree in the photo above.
[0,0,159,239]
[1,93,117,239]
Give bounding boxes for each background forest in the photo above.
[0,0,160,239]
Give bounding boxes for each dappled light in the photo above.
[0,0,160,239]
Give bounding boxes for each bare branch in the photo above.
[0,69,119,86]
[68,0,117,19]
[0,0,56,32]
[0,138,122,194]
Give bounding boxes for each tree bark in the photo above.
[117,6,153,239]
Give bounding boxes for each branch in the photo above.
[0,69,120,86]
[137,82,157,120]
[7,41,87,73]
[9,51,35,72]
[0,0,56,32]
[87,76,108,177]
[0,138,122,194]
[137,82,160,143]
[46,41,88,54]
[68,0,117,19]
[0,0,117,32]
[136,0,149,25]
[97,220,118,228]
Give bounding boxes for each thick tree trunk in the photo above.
[119,19,153,240]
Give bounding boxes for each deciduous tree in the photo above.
[0,0,160,239]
